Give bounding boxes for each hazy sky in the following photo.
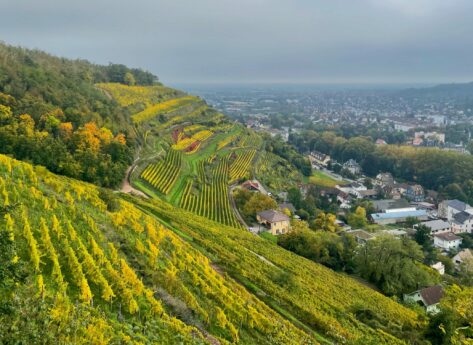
[1,0,472,84]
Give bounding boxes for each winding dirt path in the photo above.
[120,164,148,198]
[228,184,250,229]
[120,148,149,198]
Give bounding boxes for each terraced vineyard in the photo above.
[239,132,263,148]
[217,134,238,150]
[255,151,303,190]
[172,129,213,152]
[131,194,428,345]
[1,154,324,344]
[180,158,241,228]
[140,149,182,194]
[133,95,201,123]
[97,82,180,107]
[229,149,256,183]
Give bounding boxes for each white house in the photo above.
[451,211,473,234]
[404,285,444,314]
[430,262,445,275]
[343,159,361,175]
[433,232,462,251]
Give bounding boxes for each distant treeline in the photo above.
[290,130,473,203]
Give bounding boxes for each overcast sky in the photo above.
[1,0,472,84]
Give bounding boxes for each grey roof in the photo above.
[257,210,290,223]
[344,159,360,167]
[421,219,450,231]
[455,249,473,261]
[346,229,374,240]
[453,211,473,224]
[359,189,378,197]
[372,199,409,212]
[447,199,469,212]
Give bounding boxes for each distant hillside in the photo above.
[398,81,473,103]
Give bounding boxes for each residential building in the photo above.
[404,285,444,314]
[257,210,291,235]
[453,249,473,267]
[343,159,361,175]
[380,229,407,237]
[433,232,462,251]
[451,211,473,234]
[438,199,473,221]
[418,219,451,234]
[370,208,428,225]
[405,184,424,202]
[382,183,408,199]
[414,131,446,144]
[359,189,378,199]
[375,172,394,186]
[309,151,331,166]
[394,123,416,132]
[241,180,260,191]
[346,229,374,244]
[372,199,409,212]
[430,262,445,275]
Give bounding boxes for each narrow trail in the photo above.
[228,184,250,229]
[119,148,148,198]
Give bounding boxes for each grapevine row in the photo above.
[141,150,182,194]
[180,158,241,227]
[229,149,256,182]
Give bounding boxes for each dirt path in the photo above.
[228,184,250,229]
[120,165,148,198]
[120,148,149,198]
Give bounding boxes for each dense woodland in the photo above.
[0,43,160,187]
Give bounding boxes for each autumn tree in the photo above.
[312,212,338,232]
[347,206,368,229]
[242,193,277,220]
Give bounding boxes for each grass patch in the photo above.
[259,231,278,244]
[309,170,345,188]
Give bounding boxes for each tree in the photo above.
[414,224,431,246]
[312,212,338,232]
[278,221,356,271]
[0,105,12,125]
[347,206,367,228]
[124,72,136,86]
[354,235,437,295]
[242,193,277,220]
[429,285,473,344]
[287,187,302,210]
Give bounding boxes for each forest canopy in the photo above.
[0,43,158,186]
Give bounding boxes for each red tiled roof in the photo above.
[420,285,443,306]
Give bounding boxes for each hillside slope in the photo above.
[0,154,424,344]
[0,45,431,344]
[0,154,320,344]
